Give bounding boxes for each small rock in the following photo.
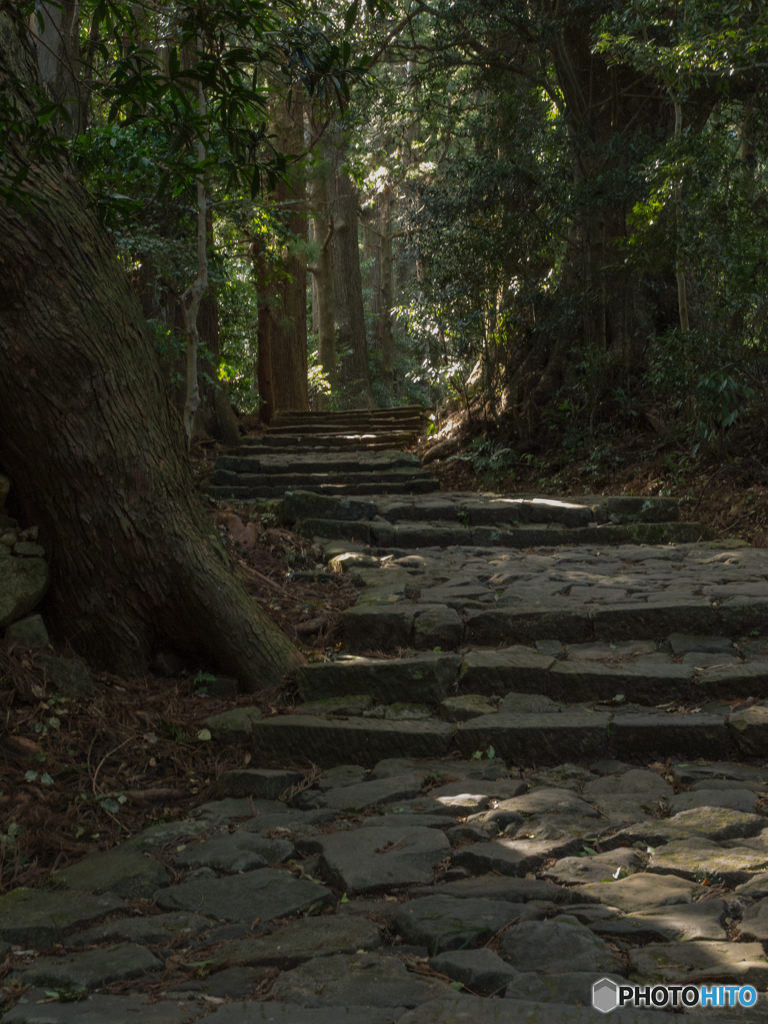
[34,652,93,696]
[5,614,49,646]
[13,541,45,557]
[204,706,262,742]
[22,943,161,989]
[0,889,128,946]
[430,948,518,996]
[51,848,168,898]
[316,826,451,893]
[174,832,294,872]
[500,919,622,974]
[392,895,519,954]
[271,952,451,1008]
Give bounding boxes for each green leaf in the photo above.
[24,770,38,783]
[197,728,212,742]
[40,773,54,786]
[340,893,349,903]
[343,0,359,33]
[99,798,121,813]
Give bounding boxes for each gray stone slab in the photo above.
[452,837,581,876]
[575,873,706,911]
[729,705,768,757]
[583,768,672,801]
[0,889,128,946]
[465,608,592,646]
[392,895,518,954]
[430,948,518,996]
[154,868,333,922]
[317,765,369,790]
[69,912,211,947]
[499,919,622,974]
[341,606,415,651]
[295,695,375,716]
[1,990,198,1024]
[21,943,161,989]
[458,648,554,695]
[174,832,294,872]
[592,601,719,639]
[360,813,452,831]
[413,606,465,648]
[668,633,735,655]
[497,693,558,714]
[648,838,768,884]
[438,695,497,721]
[205,915,382,967]
[591,899,728,942]
[426,779,526,816]
[669,787,758,815]
[249,716,455,768]
[205,1005,403,1024]
[629,940,768,986]
[122,820,211,854]
[393,994,698,1024]
[456,712,610,762]
[271,952,452,1008]
[543,848,645,885]
[215,768,305,800]
[738,898,768,940]
[509,972,627,1008]
[316,826,451,893]
[665,806,768,842]
[164,965,269,998]
[320,774,426,811]
[410,875,578,904]
[550,660,692,701]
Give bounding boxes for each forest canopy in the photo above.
[2,0,768,450]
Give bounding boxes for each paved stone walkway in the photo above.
[6,420,768,1022]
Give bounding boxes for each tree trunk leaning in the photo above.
[0,12,302,689]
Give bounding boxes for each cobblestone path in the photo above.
[4,415,768,1023]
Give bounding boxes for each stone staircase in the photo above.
[206,406,439,500]
[225,487,768,771]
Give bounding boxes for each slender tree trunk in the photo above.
[325,123,373,407]
[379,186,395,398]
[0,13,301,687]
[258,96,309,414]
[308,168,337,401]
[30,0,83,136]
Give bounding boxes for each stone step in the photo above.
[272,404,431,422]
[219,453,423,473]
[298,518,710,549]
[246,704,757,767]
[338,597,767,652]
[295,647,768,705]
[267,422,425,436]
[283,492,680,529]
[238,435,416,451]
[207,479,442,500]
[211,468,435,490]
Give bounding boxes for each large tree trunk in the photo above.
[325,123,373,407]
[0,12,301,688]
[257,96,309,415]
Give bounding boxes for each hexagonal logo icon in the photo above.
[593,978,619,1014]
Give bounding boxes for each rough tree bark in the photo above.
[0,12,302,688]
[254,95,309,417]
[325,122,373,407]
